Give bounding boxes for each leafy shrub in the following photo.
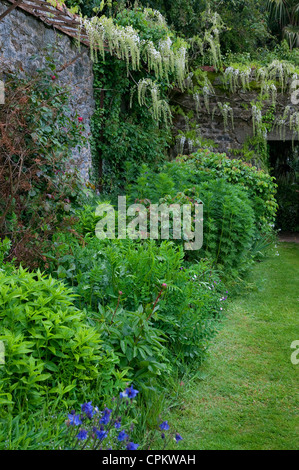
[126,159,258,273]
[48,236,227,367]
[0,63,86,267]
[128,150,277,238]
[0,268,121,411]
[187,180,255,273]
[0,238,11,267]
[93,302,171,388]
[184,149,278,233]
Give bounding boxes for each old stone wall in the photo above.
[0,0,95,181]
[171,74,298,157]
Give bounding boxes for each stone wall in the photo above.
[0,0,95,181]
[171,74,298,157]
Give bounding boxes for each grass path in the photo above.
[170,243,299,450]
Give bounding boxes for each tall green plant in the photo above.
[268,0,299,49]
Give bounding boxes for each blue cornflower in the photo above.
[68,413,82,426]
[175,433,183,443]
[126,442,139,450]
[77,429,88,440]
[117,430,129,442]
[159,421,170,431]
[100,408,112,425]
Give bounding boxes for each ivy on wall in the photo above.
[91,56,171,193]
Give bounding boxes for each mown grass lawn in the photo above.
[169,242,299,450]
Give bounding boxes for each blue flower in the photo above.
[126,442,139,450]
[77,429,88,440]
[115,419,121,429]
[68,413,82,426]
[120,385,139,399]
[175,433,183,443]
[95,429,108,440]
[159,421,170,431]
[100,408,112,425]
[81,401,94,418]
[127,385,138,398]
[117,430,129,442]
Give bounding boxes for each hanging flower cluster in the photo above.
[137,78,172,125]
[256,60,297,93]
[143,8,166,26]
[212,102,234,131]
[77,9,188,125]
[79,16,141,71]
[260,81,278,107]
[275,107,299,144]
[252,104,267,141]
[78,14,188,88]
[290,111,299,141]
[224,66,251,93]
[201,80,214,113]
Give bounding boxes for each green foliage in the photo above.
[188,6,225,70]
[138,0,206,37]
[191,180,255,273]
[210,0,271,54]
[268,0,299,49]
[225,40,299,67]
[91,24,173,192]
[47,234,226,369]
[1,0,286,451]
[96,302,171,386]
[132,172,256,274]
[136,0,271,56]
[187,149,278,233]
[122,147,278,275]
[0,239,11,267]
[0,268,120,411]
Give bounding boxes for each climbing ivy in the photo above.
[91,56,171,193]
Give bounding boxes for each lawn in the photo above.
[169,242,299,450]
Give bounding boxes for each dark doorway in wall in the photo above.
[268,141,299,232]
